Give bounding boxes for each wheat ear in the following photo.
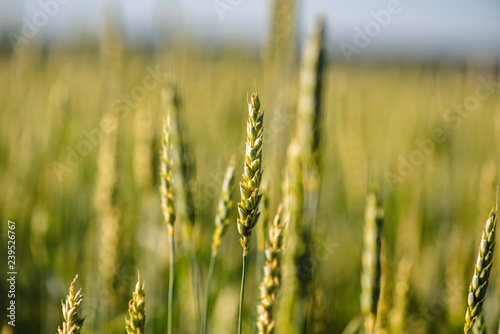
[160,115,176,334]
[257,183,271,256]
[361,191,384,334]
[256,183,270,293]
[203,157,236,334]
[160,115,176,234]
[57,275,85,334]
[162,84,202,329]
[472,311,486,334]
[464,208,497,333]
[388,256,412,334]
[256,204,285,334]
[277,140,303,334]
[211,157,237,255]
[125,271,146,334]
[237,88,264,334]
[162,84,195,229]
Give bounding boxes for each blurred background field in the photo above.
[1,1,500,334]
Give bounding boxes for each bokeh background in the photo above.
[1,1,500,333]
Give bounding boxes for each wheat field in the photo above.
[1,8,500,334]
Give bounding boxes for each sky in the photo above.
[1,0,500,61]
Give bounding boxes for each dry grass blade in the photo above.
[464,208,497,333]
[57,275,85,334]
[125,271,146,334]
[361,191,384,334]
[256,204,284,334]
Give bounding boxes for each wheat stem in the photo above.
[203,252,217,334]
[168,233,175,334]
[238,253,248,334]
[203,158,236,334]
[162,84,203,329]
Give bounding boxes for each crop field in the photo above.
[1,9,500,334]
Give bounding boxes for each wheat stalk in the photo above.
[464,208,497,333]
[125,271,146,334]
[57,275,85,334]
[237,87,264,334]
[159,115,176,334]
[361,191,384,334]
[162,84,202,329]
[256,204,284,334]
[203,157,236,334]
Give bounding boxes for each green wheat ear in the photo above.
[237,89,264,255]
[212,156,236,255]
[464,208,497,333]
[237,86,264,334]
[256,204,285,334]
[471,311,486,334]
[361,191,384,334]
[125,271,146,334]
[57,275,85,334]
